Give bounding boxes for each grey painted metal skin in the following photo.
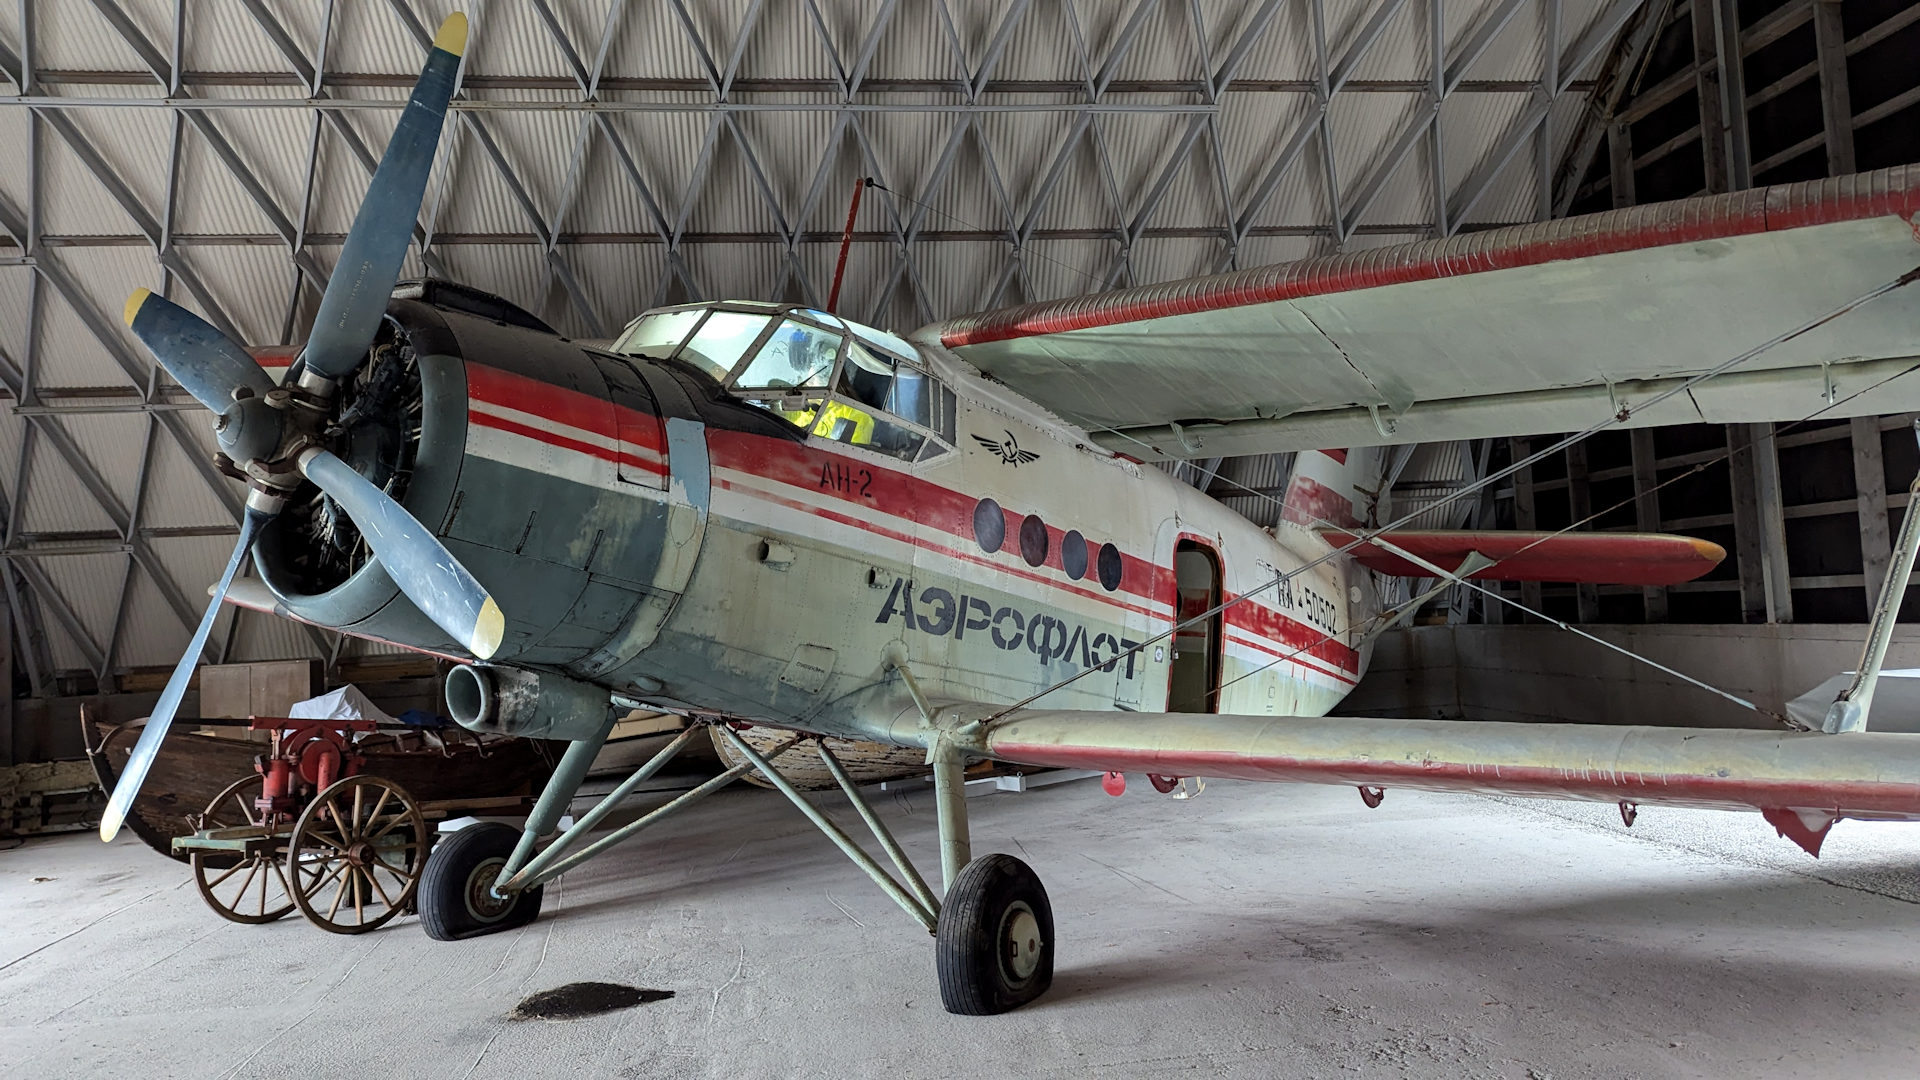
[254,296,1369,750]
[236,290,1920,843]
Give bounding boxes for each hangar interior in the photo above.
[4,0,1920,1074]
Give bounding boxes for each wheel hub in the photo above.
[999,902,1043,984]
[465,857,514,921]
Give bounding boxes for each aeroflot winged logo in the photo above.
[972,430,1040,466]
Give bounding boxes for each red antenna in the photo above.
[826,177,872,314]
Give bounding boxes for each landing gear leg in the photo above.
[716,724,1055,1014]
[928,739,1054,1015]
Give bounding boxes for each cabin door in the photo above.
[1168,539,1222,713]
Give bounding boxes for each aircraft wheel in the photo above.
[936,853,1054,1015]
[419,821,543,941]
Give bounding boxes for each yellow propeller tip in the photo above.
[471,596,504,660]
[99,810,123,843]
[123,288,151,328]
[433,12,468,56]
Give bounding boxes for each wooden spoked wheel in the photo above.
[286,775,428,935]
[191,774,296,924]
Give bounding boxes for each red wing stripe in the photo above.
[937,166,1920,347]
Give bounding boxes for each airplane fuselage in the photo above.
[258,297,1375,746]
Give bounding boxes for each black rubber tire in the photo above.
[418,821,544,941]
[936,853,1054,1015]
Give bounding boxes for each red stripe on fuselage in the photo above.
[467,362,665,457]
[466,409,667,478]
[459,362,1359,675]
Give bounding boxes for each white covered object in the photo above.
[1785,670,1920,733]
[288,685,397,726]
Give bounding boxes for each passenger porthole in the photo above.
[1019,515,1048,568]
[1097,543,1123,591]
[1062,530,1088,580]
[974,498,1005,553]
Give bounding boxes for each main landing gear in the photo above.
[415,719,1055,1015]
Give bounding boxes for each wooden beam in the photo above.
[1692,0,1730,193]
[1510,437,1543,619]
[1607,120,1635,209]
[1727,424,1768,622]
[1812,0,1854,175]
[1851,416,1890,615]
[1751,422,1794,622]
[1564,439,1602,622]
[1629,428,1668,621]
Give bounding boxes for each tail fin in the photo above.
[1281,448,1386,529]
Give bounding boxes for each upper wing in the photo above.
[927,168,1920,459]
[978,710,1920,823]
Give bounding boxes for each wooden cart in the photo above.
[88,712,550,933]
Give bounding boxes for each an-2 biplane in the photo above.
[101,12,1920,1015]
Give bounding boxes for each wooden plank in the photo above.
[1630,428,1669,621]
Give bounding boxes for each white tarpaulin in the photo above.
[288,685,397,727]
[1786,671,1920,734]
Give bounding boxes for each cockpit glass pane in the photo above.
[612,309,703,358]
[677,311,772,382]
[731,319,841,392]
[887,365,932,428]
[838,342,895,409]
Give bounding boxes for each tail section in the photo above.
[1281,448,1387,529]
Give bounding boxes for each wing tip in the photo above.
[1690,536,1729,566]
[433,12,469,56]
[123,288,152,328]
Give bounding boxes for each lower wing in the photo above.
[976,710,1920,852]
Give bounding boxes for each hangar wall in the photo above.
[1340,622,1920,730]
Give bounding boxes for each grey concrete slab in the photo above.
[3,778,1919,1079]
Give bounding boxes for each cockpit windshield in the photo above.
[611,303,955,461]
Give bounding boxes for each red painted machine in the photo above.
[249,717,376,825]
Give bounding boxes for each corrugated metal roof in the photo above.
[0,0,1643,680]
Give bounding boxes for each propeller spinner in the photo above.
[99,13,500,843]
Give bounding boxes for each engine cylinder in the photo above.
[446,664,610,741]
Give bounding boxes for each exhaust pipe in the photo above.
[446,664,610,741]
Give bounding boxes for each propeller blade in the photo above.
[99,507,273,843]
[123,288,274,412]
[298,447,503,660]
[301,12,467,383]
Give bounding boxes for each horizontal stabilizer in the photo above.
[1320,529,1725,584]
[977,710,1920,822]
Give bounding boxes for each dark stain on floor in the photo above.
[511,982,675,1021]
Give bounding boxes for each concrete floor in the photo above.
[3,777,1919,1080]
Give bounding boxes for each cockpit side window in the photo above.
[612,309,704,359]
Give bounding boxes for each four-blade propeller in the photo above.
[99,12,497,843]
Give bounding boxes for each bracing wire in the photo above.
[978,266,1920,724]
[866,170,1920,726]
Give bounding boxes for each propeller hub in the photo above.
[216,395,287,464]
